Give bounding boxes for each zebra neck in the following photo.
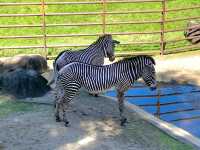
[84,42,105,57]
[128,61,143,82]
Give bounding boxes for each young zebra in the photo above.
[48,34,120,85]
[55,55,157,127]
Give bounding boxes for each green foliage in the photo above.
[0,0,199,57]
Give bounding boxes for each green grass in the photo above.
[157,130,194,150]
[124,119,195,150]
[0,0,200,57]
[0,94,40,118]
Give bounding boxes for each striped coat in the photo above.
[48,34,119,85]
[55,55,157,126]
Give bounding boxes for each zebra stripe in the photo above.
[55,55,157,126]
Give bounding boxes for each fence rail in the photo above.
[0,0,200,58]
[0,0,164,6]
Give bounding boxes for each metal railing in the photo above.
[0,0,200,59]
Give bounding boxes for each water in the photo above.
[106,83,200,137]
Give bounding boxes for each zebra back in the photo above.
[116,55,155,65]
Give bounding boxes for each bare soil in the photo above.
[0,90,194,150]
[156,54,200,85]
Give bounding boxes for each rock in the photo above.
[0,68,51,98]
[0,54,48,74]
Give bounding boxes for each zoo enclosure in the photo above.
[0,0,200,59]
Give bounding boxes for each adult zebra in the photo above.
[48,34,120,85]
[54,55,157,127]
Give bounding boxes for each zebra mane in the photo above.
[89,34,112,46]
[119,55,156,65]
[54,49,73,62]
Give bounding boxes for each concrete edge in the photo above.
[101,95,200,149]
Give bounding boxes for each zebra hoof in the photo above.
[64,121,70,127]
[94,94,99,97]
[120,118,127,126]
[56,116,61,122]
[89,93,99,97]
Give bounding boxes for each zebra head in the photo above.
[100,34,120,62]
[141,60,157,91]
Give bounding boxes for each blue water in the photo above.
[106,83,200,137]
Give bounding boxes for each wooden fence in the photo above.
[0,0,200,59]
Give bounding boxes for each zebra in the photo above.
[48,34,120,85]
[184,21,200,44]
[54,55,157,127]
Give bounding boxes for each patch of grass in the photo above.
[0,0,200,57]
[125,120,194,150]
[157,130,194,150]
[0,95,40,118]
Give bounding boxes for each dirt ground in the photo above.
[155,52,200,85]
[1,52,200,150]
[0,90,194,150]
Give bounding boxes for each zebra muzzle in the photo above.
[113,40,120,44]
[150,86,157,91]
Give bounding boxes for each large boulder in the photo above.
[0,68,51,98]
[0,54,48,74]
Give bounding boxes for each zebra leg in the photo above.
[54,87,60,122]
[117,91,127,126]
[55,101,61,122]
[54,89,63,122]
[62,101,70,127]
[62,82,81,127]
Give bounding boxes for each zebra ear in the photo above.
[149,56,156,65]
[113,40,120,44]
[147,61,155,67]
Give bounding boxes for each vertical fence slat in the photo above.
[160,0,166,55]
[102,0,106,34]
[41,0,47,59]
[156,88,161,118]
